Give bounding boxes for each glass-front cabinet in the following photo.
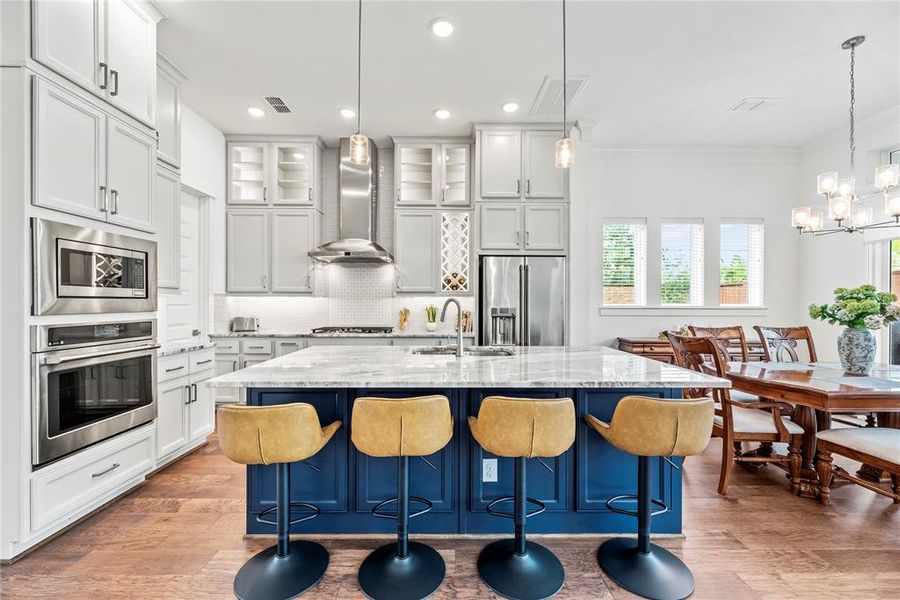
[394,137,472,207]
[227,138,322,207]
[271,143,314,205]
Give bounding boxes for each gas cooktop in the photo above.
[311,326,394,334]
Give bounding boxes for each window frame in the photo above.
[718,219,765,308]
[600,218,648,307]
[659,218,705,307]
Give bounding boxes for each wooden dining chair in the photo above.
[753,326,818,363]
[688,325,750,362]
[667,333,804,495]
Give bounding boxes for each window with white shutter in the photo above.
[720,221,764,306]
[602,220,647,305]
[660,220,704,306]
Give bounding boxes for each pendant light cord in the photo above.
[562,0,567,138]
[356,0,362,135]
[848,43,856,180]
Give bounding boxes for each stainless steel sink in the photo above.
[409,346,515,357]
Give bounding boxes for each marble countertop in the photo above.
[210,331,476,339]
[206,345,730,390]
[158,341,216,357]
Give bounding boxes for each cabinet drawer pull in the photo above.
[184,385,192,404]
[165,365,185,373]
[526,179,531,195]
[516,179,521,195]
[515,230,520,245]
[308,187,312,202]
[248,345,265,349]
[110,189,119,214]
[99,62,108,90]
[91,463,120,478]
[526,230,531,246]
[191,383,198,403]
[99,186,108,212]
[196,359,212,365]
[232,360,238,371]
[282,342,299,346]
[110,69,119,96]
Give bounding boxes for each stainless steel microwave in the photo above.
[33,218,157,315]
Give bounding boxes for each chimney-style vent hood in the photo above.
[309,137,392,264]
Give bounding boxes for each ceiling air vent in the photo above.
[728,97,785,112]
[529,75,588,116]
[263,96,291,114]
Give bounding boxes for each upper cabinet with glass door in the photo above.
[393,138,472,207]
[226,138,323,208]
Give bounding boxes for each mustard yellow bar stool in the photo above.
[351,395,453,600]
[469,396,576,600]
[584,396,714,600]
[218,403,342,600]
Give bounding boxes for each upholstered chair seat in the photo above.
[817,428,900,464]
[713,406,803,436]
[351,395,453,458]
[468,396,575,458]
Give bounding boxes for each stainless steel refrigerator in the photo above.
[479,256,566,346]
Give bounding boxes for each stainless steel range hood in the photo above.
[309,137,392,264]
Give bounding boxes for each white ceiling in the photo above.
[156,0,900,147]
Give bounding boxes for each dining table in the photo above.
[723,361,900,498]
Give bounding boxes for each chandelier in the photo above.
[791,36,899,236]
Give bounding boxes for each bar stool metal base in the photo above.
[598,538,694,600]
[233,540,329,600]
[477,539,565,600]
[358,541,445,600]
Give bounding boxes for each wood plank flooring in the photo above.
[2,436,898,599]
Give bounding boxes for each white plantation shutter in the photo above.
[601,220,647,305]
[720,221,765,306]
[660,220,704,306]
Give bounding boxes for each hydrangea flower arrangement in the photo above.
[808,285,900,330]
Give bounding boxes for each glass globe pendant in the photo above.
[349,133,369,165]
[555,0,573,169]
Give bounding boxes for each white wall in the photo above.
[570,146,803,347]
[798,106,900,360]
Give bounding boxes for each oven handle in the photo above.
[41,343,160,366]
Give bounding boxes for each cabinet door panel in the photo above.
[440,143,470,206]
[479,130,521,198]
[396,144,438,206]
[271,143,315,205]
[524,131,565,199]
[478,204,522,251]
[524,204,567,251]
[156,381,189,458]
[156,65,180,167]
[213,356,241,404]
[226,211,269,292]
[271,211,317,292]
[395,211,438,292]
[106,0,155,124]
[107,118,155,231]
[188,374,214,441]
[155,166,180,288]
[33,79,106,220]
[33,0,101,92]
[228,143,269,205]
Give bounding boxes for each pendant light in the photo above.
[349,0,369,165]
[555,0,574,169]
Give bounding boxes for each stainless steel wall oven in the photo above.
[33,218,157,315]
[32,320,159,467]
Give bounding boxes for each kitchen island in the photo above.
[207,345,728,536]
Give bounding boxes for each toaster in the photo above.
[231,316,259,332]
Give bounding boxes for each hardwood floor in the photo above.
[3,436,898,599]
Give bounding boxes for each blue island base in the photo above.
[244,387,683,536]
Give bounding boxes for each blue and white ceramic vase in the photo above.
[837,328,876,375]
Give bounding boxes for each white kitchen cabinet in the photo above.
[33,77,106,221]
[478,203,568,252]
[105,0,156,124]
[156,56,183,168]
[156,378,189,459]
[441,144,470,206]
[227,139,322,207]
[523,131,565,199]
[226,210,269,293]
[32,0,102,93]
[270,210,317,292]
[478,204,522,251]
[155,165,180,288]
[214,355,241,404]
[524,204,567,251]
[106,117,155,231]
[479,129,522,198]
[271,143,316,205]
[275,339,305,357]
[395,143,439,206]
[188,372,214,442]
[395,210,439,292]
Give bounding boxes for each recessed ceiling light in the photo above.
[247,106,265,117]
[430,18,454,38]
[433,108,451,120]
[340,108,356,119]
[501,102,519,113]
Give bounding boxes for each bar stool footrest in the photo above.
[605,494,668,517]
[256,501,321,527]
[371,496,433,520]
[486,495,546,520]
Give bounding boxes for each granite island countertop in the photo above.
[210,331,475,339]
[206,345,730,390]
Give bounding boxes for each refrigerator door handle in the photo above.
[518,263,525,346]
[523,264,530,346]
